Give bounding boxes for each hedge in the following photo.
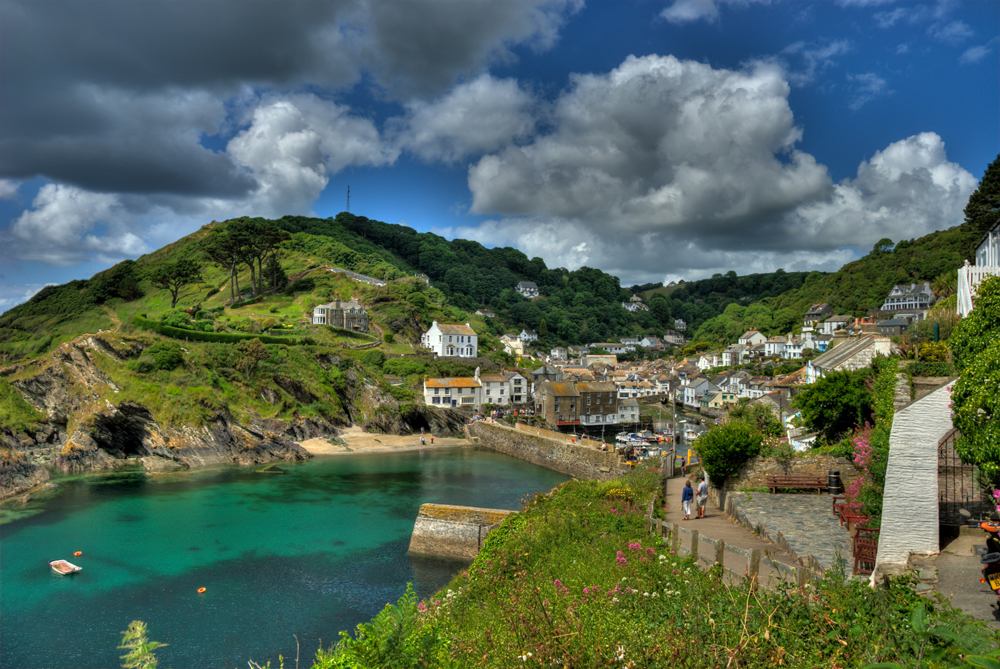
[131,316,302,345]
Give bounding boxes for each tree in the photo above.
[872,238,895,255]
[236,338,269,379]
[791,368,873,443]
[148,259,202,308]
[962,153,1000,250]
[695,420,763,486]
[951,274,1000,479]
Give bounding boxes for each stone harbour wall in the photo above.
[408,503,516,561]
[469,421,631,480]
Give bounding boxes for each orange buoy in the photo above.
[73,551,82,556]
[197,587,207,593]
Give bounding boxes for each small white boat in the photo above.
[49,560,82,575]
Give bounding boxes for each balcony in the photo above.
[957,263,1000,317]
[556,419,580,426]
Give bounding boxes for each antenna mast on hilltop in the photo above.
[346,185,351,213]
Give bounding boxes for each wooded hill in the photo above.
[0,200,988,368]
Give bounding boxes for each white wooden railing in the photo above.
[957,263,1000,317]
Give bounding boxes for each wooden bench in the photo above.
[765,474,827,494]
[852,527,880,575]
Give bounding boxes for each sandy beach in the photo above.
[297,425,472,456]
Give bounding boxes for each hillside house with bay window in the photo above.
[312,299,369,332]
[421,321,478,358]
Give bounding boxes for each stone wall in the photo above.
[723,454,862,492]
[408,503,515,561]
[875,382,953,569]
[470,421,630,480]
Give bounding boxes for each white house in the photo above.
[623,295,649,312]
[480,373,511,406]
[674,319,687,332]
[424,376,482,409]
[618,398,640,425]
[422,321,478,357]
[738,329,767,346]
[722,343,747,367]
[517,281,539,298]
[519,329,539,343]
[959,222,1000,316]
[763,336,786,357]
[881,282,935,313]
[818,315,852,335]
[505,370,531,403]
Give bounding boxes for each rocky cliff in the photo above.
[0,336,335,499]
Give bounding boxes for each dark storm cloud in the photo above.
[1,0,574,197]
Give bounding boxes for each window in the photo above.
[486,390,491,396]
[434,388,439,395]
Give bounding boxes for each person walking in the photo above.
[696,475,709,519]
[681,480,694,521]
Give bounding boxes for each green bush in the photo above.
[360,349,387,369]
[145,341,184,370]
[285,277,315,294]
[131,316,301,345]
[908,360,956,377]
[384,333,394,343]
[695,420,763,486]
[160,310,192,329]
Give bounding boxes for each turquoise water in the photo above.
[0,449,568,669]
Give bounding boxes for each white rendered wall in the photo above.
[874,382,953,569]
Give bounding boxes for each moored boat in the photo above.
[49,560,82,575]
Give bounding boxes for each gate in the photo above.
[938,428,992,526]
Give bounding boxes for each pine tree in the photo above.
[963,153,1000,253]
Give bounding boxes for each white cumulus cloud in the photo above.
[390,75,537,163]
[227,93,398,217]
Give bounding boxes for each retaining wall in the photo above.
[469,421,631,480]
[408,503,516,561]
[724,454,862,492]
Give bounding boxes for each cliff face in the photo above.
[0,336,335,499]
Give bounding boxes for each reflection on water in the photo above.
[1,448,567,669]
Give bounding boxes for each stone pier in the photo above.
[408,503,516,561]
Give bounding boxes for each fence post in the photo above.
[715,539,725,568]
[656,518,663,537]
[690,530,699,563]
[671,525,680,553]
[796,566,807,595]
[748,549,761,591]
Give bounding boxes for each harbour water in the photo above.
[0,448,569,669]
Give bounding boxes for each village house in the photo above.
[959,221,1000,316]
[516,281,539,298]
[312,299,369,332]
[505,370,530,403]
[803,303,833,328]
[480,372,512,406]
[662,330,686,346]
[876,318,913,337]
[500,334,524,357]
[805,334,894,383]
[674,319,687,331]
[591,342,633,355]
[818,314,852,335]
[567,345,590,359]
[696,353,722,371]
[585,353,618,368]
[549,346,568,360]
[738,329,767,346]
[881,282,935,313]
[721,343,747,366]
[536,381,581,426]
[519,328,539,343]
[576,382,620,427]
[763,336,787,357]
[474,309,495,318]
[423,375,481,409]
[618,398,640,425]
[421,321,478,358]
[622,295,649,312]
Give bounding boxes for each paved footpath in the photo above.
[662,477,805,590]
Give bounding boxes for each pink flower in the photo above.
[992,489,1000,500]
[417,602,427,613]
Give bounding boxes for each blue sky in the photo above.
[1,0,997,312]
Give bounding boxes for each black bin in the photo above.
[828,470,843,495]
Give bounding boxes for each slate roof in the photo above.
[425,377,481,388]
[438,323,477,336]
[577,381,617,393]
[811,335,882,370]
[540,381,580,396]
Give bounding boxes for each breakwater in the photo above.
[468,421,630,480]
[408,503,516,560]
